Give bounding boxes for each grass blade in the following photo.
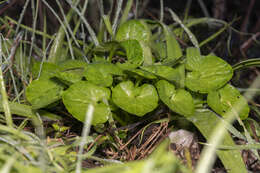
[167,8,199,49]
[0,37,12,127]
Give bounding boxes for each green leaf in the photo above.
[58,60,88,71]
[141,64,185,88]
[127,69,157,79]
[156,80,194,116]
[62,81,111,125]
[187,109,248,173]
[54,60,87,85]
[161,23,182,63]
[185,55,233,93]
[185,47,202,71]
[26,79,64,109]
[151,41,167,60]
[32,62,61,80]
[84,63,123,87]
[115,19,151,44]
[120,40,144,65]
[112,81,158,116]
[207,84,249,120]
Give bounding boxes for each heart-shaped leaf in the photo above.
[115,19,151,44]
[156,80,194,116]
[207,84,249,120]
[84,63,123,87]
[112,81,158,116]
[141,64,185,88]
[62,81,111,125]
[185,55,233,93]
[26,79,64,109]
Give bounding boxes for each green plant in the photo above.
[23,18,250,172]
[1,1,260,173]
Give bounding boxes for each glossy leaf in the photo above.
[84,63,123,87]
[156,80,194,116]
[187,109,248,173]
[185,55,233,93]
[207,84,249,120]
[141,64,185,88]
[62,81,111,125]
[26,79,64,109]
[112,81,158,116]
[115,19,151,44]
[185,47,202,71]
[161,23,182,63]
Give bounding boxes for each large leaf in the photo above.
[185,55,233,93]
[115,19,151,44]
[156,80,194,117]
[62,81,111,125]
[112,81,158,116]
[187,109,247,173]
[185,47,202,71]
[84,63,123,87]
[141,64,185,88]
[207,84,249,120]
[26,79,64,109]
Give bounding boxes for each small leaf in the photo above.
[185,55,233,93]
[26,79,64,109]
[84,63,123,87]
[32,62,61,80]
[54,60,87,85]
[127,69,157,79]
[151,41,167,60]
[185,47,203,71]
[59,60,88,71]
[156,80,194,116]
[62,81,111,125]
[161,23,182,63]
[141,64,185,88]
[207,84,249,120]
[120,40,144,65]
[115,19,151,44]
[112,81,158,116]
